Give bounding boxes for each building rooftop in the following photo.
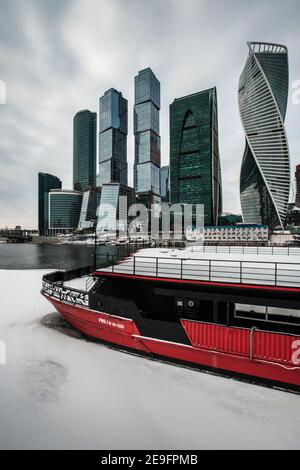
[248,41,287,54]
[49,189,82,195]
[172,87,216,104]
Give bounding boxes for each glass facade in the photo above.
[239,42,290,229]
[170,88,222,226]
[73,110,97,192]
[49,190,83,231]
[98,89,128,187]
[97,183,135,235]
[134,68,161,207]
[38,172,62,235]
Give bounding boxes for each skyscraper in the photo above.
[97,88,128,187]
[169,88,222,226]
[134,68,161,208]
[295,165,300,208]
[239,42,290,229]
[97,183,135,237]
[73,110,97,192]
[48,189,83,234]
[38,172,62,235]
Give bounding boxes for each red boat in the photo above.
[41,249,300,392]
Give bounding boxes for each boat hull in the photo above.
[43,293,300,391]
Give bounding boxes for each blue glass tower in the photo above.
[134,68,161,207]
[98,88,128,187]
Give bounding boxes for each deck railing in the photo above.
[104,255,300,288]
[198,245,300,256]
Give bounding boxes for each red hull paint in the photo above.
[44,294,300,389]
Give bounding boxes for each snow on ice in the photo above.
[0,269,300,450]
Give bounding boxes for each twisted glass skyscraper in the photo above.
[239,42,290,229]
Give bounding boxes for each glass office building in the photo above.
[73,110,97,192]
[97,183,135,236]
[134,68,161,208]
[239,42,290,229]
[170,88,222,226]
[49,190,83,234]
[38,172,62,235]
[97,89,128,187]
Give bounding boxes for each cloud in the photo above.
[0,0,300,227]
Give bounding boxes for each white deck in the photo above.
[64,276,89,291]
[96,248,300,288]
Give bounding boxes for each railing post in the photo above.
[275,262,277,286]
[209,260,212,282]
[180,259,183,279]
[250,327,256,360]
[156,257,158,277]
[133,256,136,276]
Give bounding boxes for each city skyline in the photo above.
[1,0,300,227]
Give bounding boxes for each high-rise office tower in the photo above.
[170,88,222,226]
[239,42,290,229]
[48,189,83,235]
[295,165,300,208]
[97,183,135,237]
[160,166,169,202]
[73,110,97,192]
[134,68,161,208]
[97,88,128,187]
[38,172,62,235]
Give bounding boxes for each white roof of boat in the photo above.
[96,247,300,288]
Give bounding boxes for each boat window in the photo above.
[235,303,300,326]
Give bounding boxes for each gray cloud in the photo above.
[0,0,300,227]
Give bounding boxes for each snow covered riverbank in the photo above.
[0,269,300,450]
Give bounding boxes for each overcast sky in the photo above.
[0,0,300,228]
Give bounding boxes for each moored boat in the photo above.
[41,248,300,392]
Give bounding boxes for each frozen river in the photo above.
[0,269,300,450]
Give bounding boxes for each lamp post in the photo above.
[92,220,97,270]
